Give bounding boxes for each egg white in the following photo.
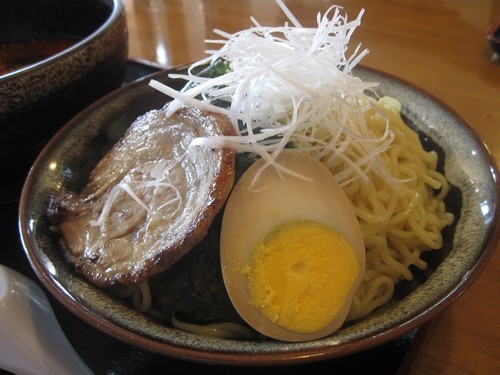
[220,150,365,342]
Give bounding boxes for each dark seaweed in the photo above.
[149,213,244,325]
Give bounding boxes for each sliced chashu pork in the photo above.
[47,105,236,287]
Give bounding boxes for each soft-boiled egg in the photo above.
[220,150,365,342]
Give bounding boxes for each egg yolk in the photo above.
[241,220,360,334]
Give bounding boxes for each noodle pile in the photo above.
[329,99,454,320]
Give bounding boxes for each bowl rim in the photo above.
[0,0,125,82]
[18,64,500,366]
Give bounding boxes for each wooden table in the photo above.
[123,0,500,374]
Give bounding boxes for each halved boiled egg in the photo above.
[220,150,365,342]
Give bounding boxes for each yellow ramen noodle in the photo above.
[323,98,454,320]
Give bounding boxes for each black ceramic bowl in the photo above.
[0,0,128,202]
[19,66,500,366]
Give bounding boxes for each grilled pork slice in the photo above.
[47,105,236,287]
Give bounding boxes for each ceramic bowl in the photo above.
[19,66,500,366]
[0,0,128,201]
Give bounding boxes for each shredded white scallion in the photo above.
[89,159,183,227]
[149,1,398,187]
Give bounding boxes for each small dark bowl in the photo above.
[0,0,128,202]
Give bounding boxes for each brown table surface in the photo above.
[124,1,500,374]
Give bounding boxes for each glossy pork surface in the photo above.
[48,105,235,287]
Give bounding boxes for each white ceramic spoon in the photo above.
[0,264,94,375]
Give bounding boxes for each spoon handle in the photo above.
[0,264,94,375]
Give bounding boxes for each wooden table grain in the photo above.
[123,1,500,374]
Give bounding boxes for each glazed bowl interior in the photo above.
[19,66,499,366]
[0,0,127,202]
